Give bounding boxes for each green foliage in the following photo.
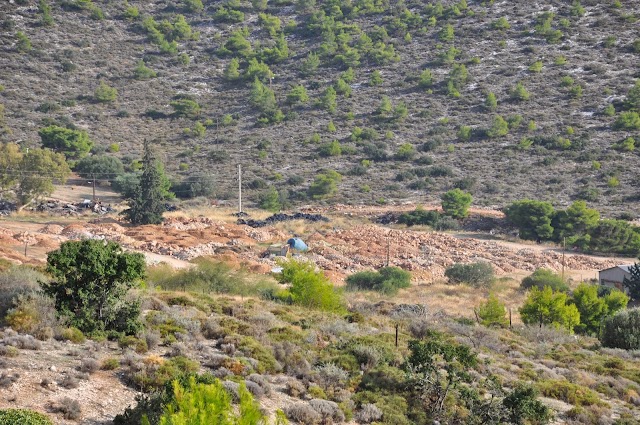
[300,52,320,76]
[613,111,640,130]
[42,239,145,334]
[600,308,640,350]
[286,85,309,104]
[519,286,580,332]
[418,69,433,89]
[320,86,338,113]
[369,70,383,86]
[502,386,552,425]
[491,17,510,30]
[15,31,32,52]
[537,380,604,407]
[123,4,139,20]
[250,79,283,124]
[259,13,282,37]
[405,333,477,421]
[521,269,568,292]
[170,97,201,119]
[397,208,459,231]
[74,155,124,179]
[134,60,157,80]
[308,170,341,199]
[38,125,93,159]
[1,144,71,206]
[439,24,454,41]
[614,137,635,151]
[623,262,640,301]
[122,140,173,225]
[245,58,274,82]
[445,262,494,288]
[441,188,472,219]
[158,376,267,425]
[457,125,472,141]
[511,82,530,101]
[551,200,599,241]
[259,186,281,212]
[487,115,509,138]
[529,61,543,73]
[94,81,118,103]
[623,80,640,112]
[183,0,204,13]
[345,267,411,295]
[318,140,342,157]
[485,92,497,111]
[334,78,351,97]
[223,58,241,81]
[504,199,555,241]
[576,219,640,256]
[0,409,53,425]
[395,143,415,160]
[276,258,345,312]
[39,0,54,26]
[477,294,508,327]
[222,29,252,57]
[571,283,627,335]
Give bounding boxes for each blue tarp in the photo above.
[287,238,308,251]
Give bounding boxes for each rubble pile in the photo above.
[309,225,620,279]
[237,212,330,228]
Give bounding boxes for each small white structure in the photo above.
[599,265,633,293]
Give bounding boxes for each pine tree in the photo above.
[623,262,640,301]
[122,140,172,225]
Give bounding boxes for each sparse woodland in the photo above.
[2,0,640,423]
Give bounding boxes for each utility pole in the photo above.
[561,237,566,281]
[386,232,391,267]
[238,164,242,214]
[92,173,96,202]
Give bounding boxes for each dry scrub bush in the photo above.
[0,372,19,388]
[285,403,322,425]
[79,358,99,374]
[286,379,306,397]
[309,399,345,423]
[355,403,383,423]
[314,363,349,391]
[247,373,271,395]
[52,398,81,420]
[244,380,264,398]
[1,334,42,350]
[222,380,240,401]
[59,375,79,389]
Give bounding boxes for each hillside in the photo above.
[1,0,640,214]
[0,204,640,424]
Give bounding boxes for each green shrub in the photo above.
[308,170,341,200]
[477,294,508,327]
[0,409,53,425]
[345,267,411,295]
[487,115,509,138]
[521,269,568,292]
[101,357,120,370]
[94,81,118,103]
[613,111,640,130]
[537,379,605,406]
[441,188,472,219]
[444,262,494,287]
[519,286,580,331]
[60,327,85,343]
[276,258,344,312]
[600,308,640,349]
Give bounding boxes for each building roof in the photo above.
[599,265,634,273]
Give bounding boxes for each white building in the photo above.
[598,265,633,293]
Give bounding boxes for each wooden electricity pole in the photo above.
[561,237,566,281]
[92,173,96,202]
[238,164,242,213]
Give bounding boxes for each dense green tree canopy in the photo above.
[441,188,472,219]
[38,125,93,159]
[74,155,125,180]
[42,239,145,334]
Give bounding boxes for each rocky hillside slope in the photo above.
[1,0,639,213]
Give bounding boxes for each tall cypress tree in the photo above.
[623,263,640,301]
[122,140,172,225]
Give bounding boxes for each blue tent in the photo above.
[287,238,308,252]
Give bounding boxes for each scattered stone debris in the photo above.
[237,213,330,228]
